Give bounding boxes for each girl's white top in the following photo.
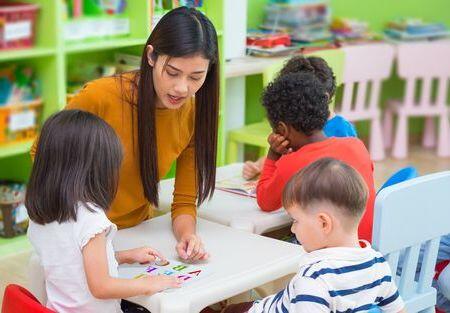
[28,202,121,313]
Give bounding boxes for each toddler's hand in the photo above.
[243,161,261,180]
[139,275,182,295]
[267,133,292,160]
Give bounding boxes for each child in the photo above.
[256,72,375,242]
[26,110,181,313]
[242,55,356,180]
[226,158,405,313]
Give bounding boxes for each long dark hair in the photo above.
[130,7,219,207]
[26,110,123,224]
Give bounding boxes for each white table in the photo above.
[114,214,302,313]
[158,163,292,235]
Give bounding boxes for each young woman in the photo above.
[32,6,220,262]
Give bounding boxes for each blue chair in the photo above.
[372,171,450,312]
[377,166,418,194]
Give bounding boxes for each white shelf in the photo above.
[225,55,289,78]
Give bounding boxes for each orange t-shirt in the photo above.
[257,137,375,242]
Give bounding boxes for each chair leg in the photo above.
[383,107,394,149]
[437,113,450,157]
[370,115,385,161]
[392,114,409,159]
[422,116,436,149]
[226,138,240,164]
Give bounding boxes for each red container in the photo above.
[0,2,39,50]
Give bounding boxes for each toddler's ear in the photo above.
[275,122,289,137]
[318,212,333,235]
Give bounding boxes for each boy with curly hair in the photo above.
[242,56,357,181]
[256,72,376,242]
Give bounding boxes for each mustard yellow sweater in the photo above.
[33,74,197,229]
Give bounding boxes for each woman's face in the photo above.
[148,47,210,109]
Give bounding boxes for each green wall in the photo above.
[248,0,450,29]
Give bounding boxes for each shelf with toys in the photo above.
[0,0,225,244]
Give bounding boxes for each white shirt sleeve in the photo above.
[73,202,117,250]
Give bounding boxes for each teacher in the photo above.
[66,7,218,261]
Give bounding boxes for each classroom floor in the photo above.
[0,145,449,304]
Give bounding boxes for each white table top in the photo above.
[158,163,292,235]
[114,214,302,313]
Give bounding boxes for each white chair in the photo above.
[335,43,395,161]
[384,40,450,159]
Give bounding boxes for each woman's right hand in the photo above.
[139,275,182,295]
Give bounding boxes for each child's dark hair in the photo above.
[282,158,368,221]
[262,72,329,135]
[278,55,336,100]
[26,110,123,224]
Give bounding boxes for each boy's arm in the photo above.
[290,276,331,313]
[256,158,286,212]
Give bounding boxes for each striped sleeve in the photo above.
[290,276,331,313]
[378,265,405,313]
[248,276,330,313]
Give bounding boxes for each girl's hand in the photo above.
[176,233,209,261]
[243,160,262,180]
[118,247,166,265]
[267,133,292,161]
[138,275,182,295]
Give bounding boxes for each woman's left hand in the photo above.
[176,233,209,261]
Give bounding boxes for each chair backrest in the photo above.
[337,44,395,117]
[377,166,418,194]
[396,40,450,108]
[372,171,450,309]
[2,284,55,313]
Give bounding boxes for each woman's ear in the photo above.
[146,45,155,67]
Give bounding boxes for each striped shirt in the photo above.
[249,242,404,313]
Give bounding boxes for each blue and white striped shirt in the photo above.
[249,242,404,313]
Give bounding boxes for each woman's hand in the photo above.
[116,247,166,265]
[176,233,209,262]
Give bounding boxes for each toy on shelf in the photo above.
[261,0,332,44]
[0,65,42,144]
[330,18,382,46]
[63,0,130,42]
[0,181,28,238]
[384,18,450,42]
[0,2,40,50]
